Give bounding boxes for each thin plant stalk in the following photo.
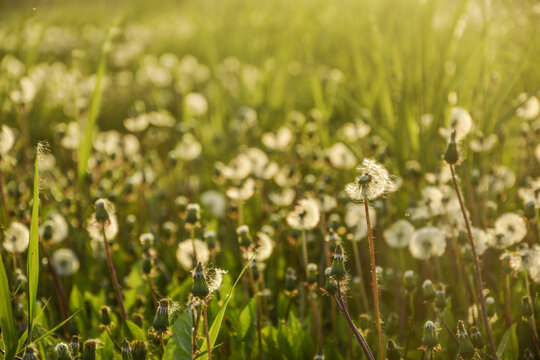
[190,227,199,266]
[247,266,263,360]
[193,305,202,355]
[0,169,10,223]
[204,302,212,360]
[334,281,375,360]
[449,164,497,358]
[41,241,69,324]
[363,200,385,360]
[308,288,323,352]
[101,222,127,321]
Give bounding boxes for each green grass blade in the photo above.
[0,252,17,360]
[77,28,113,188]
[33,309,82,345]
[197,257,254,360]
[26,142,44,344]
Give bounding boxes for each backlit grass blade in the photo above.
[26,142,44,343]
[77,28,113,189]
[197,256,254,360]
[0,252,17,360]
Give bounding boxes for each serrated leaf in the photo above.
[125,320,147,341]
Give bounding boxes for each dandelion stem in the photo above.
[449,164,497,358]
[308,288,323,353]
[334,281,375,360]
[0,169,10,223]
[248,265,263,360]
[363,200,385,360]
[204,302,212,360]
[106,327,122,352]
[41,241,69,328]
[191,227,199,266]
[438,311,459,346]
[193,305,202,356]
[101,222,127,321]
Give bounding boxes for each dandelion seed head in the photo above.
[52,248,80,276]
[494,213,526,246]
[2,221,30,253]
[286,198,320,230]
[384,219,415,248]
[409,227,446,260]
[0,125,15,155]
[345,158,398,201]
[327,142,356,170]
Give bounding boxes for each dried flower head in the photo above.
[286,198,320,230]
[345,158,398,201]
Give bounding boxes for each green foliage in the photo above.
[0,253,17,360]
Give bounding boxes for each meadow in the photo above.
[0,0,540,359]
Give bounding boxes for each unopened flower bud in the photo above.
[192,263,209,299]
[185,203,200,226]
[307,263,318,285]
[237,225,252,249]
[435,285,446,311]
[22,345,38,360]
[100,306,112,327]
[121,339,132,360]
[422,279,435,302]
[204,231,218,251]
[82,340,99,360]
[486,296,495,317]
[403,270,416,292]
[250,260,260,282]
[95,200,110,223]
[470,326,485,349]
[524,201,536,220]
[444,131,459,165]
[387,340,402,360]
[330,244,347,281]
[153,299,170,334]
[42,224,53,241]
[131,340,147,360]
[142,255,153,275]
[457,321,476,359]
[55,343,72,360]
[522,296,533,319]
[523,348,536,360]
[70,335,80,358]
[326,230,340,250]
[422,321,439,351]
[285,267,297,292]
[314,351,325,360]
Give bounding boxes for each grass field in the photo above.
[0,0,540,359]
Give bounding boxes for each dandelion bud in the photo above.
[285,267,297,292]
[42,223,53,241]
[55,343,72,360]
[387,340,402,360]
[523,349,536,360]
[153,299,170,334]
[435,285,446,311]
[142,255,153,275]
[521,296,533,319]
[444,131,459,165]
[139,233,155,251]
[422,279,435,302]
[185,203,200,226]
[422,321,439,351]
[307,263,318,285]
[470,326,485,349]
[204,230,218,251]
[324,267,337,295]
[192,262,209,299]
[237,225,252,249]
[22,345,38,360]
[100,306,112,327]
[70,335,80,358]
[121,339,132,360]
[95,200,110,223]
[330,244,347,281]
[524,201,536,220]
[314,351,325,360]
[82,340,99,360]
[485,296,495,317]
[385,313,400,336]
[328,214,340,231]
[403,270,416,292]
[457,321,476,359]
[250,260,260,282]
[131,340,147,360]
[15,268,27,288]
